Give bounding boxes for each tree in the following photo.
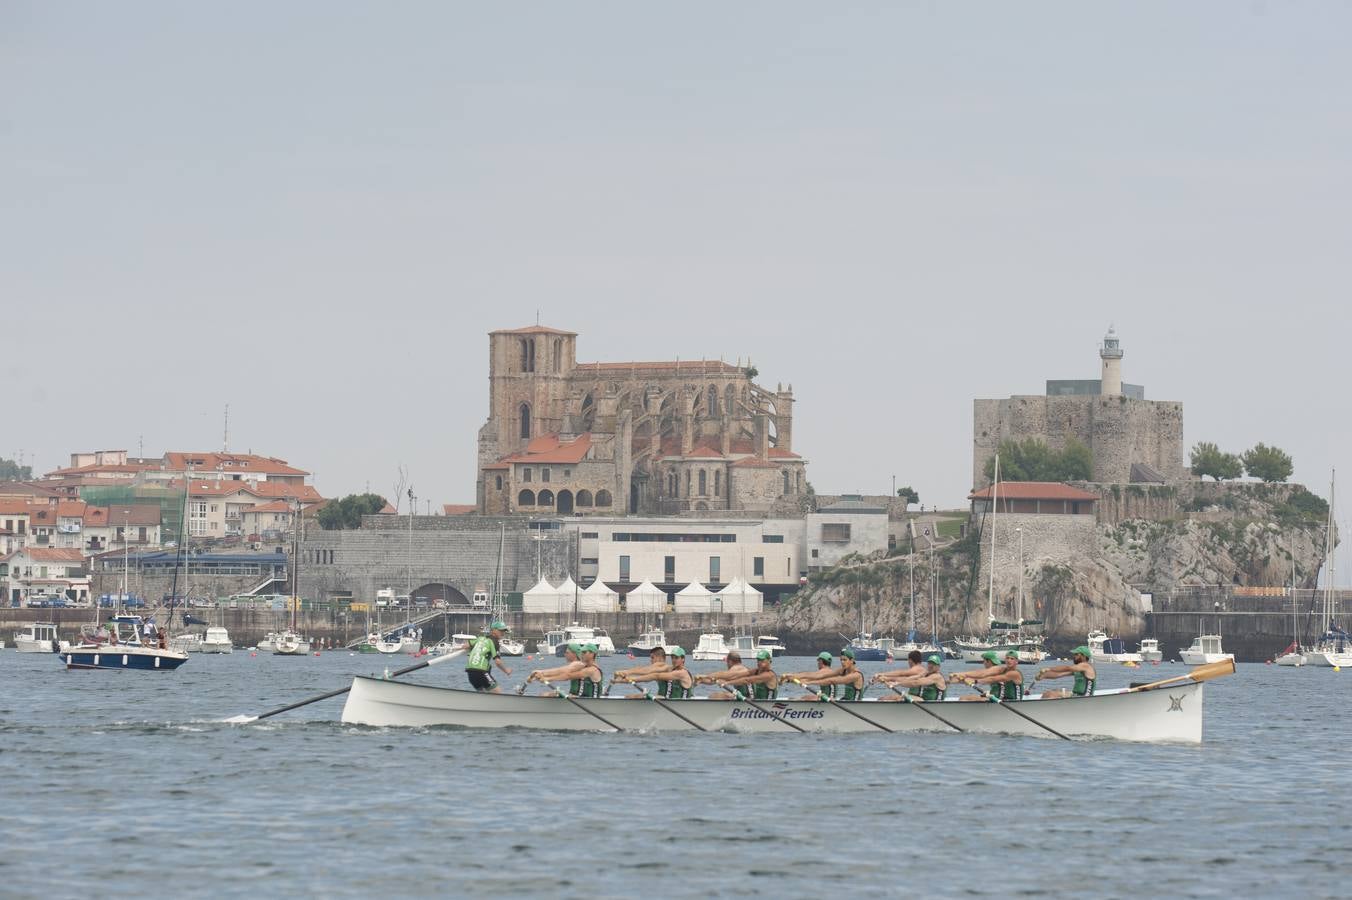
[1190,441,1243,482]
[896,486,919,509]
[982,437,1093,483]
[1242,443,1294,483]
[0,457,32,480]
[316,493,388,530]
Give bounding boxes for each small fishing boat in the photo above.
[1087,630,1143,664]
[498,636,525,656]
[1139,638,1164,663]
[1179,634,1233,665]
[339,670,1222,743]
[199,626,234,654]
[14,622,61,653]
[60,616,189,671]
[627,628,673,656]
[257,632,279,653]
[691,630,735,661]
[755,635,787,657]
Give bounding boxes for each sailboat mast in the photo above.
[987,454,999,622]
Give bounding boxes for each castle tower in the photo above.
[1100,326,1123,397]
[486,326,578,452]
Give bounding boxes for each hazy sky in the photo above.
[5,3,1350,519]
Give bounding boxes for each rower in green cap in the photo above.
[564,643,604,698]
[779,651,840,699]
[796,647,866,701]
[712,649,779,701]
[465,621,513,692]
[879,654,946,702]
[617,646,694,699]
[525,642,586,694]
[1037,645,1096,699]
[951,649,1013,701]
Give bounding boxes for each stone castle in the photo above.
[476,326,807,516]
[972,327,1186,488]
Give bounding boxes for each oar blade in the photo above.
[1130,658,1236,693]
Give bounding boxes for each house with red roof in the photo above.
[1,546,91,606]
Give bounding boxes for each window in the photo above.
[581,532,599,539]
[664,556,675,582]
[495,475,503,491]
[698,470,707,495]
[518,490,536,506]
[576,490,593,507]
[714,470,721,496]
[811,548,819,559]
[522,468,532,483]
[541,468,551,483]
[609,533,736,543]
[619,555,631,581]
[595,490,612,507]
[537,490,555,508]
[782,471,791,494]
[821,523,852,543]
[709,556,721,582]
[762,534,784,543]
[563,469,571,477]
[553,338,561,373]
[519,403,531,439]
[753,556,764,577]
[580,558,599,565]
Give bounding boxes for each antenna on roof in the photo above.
[536,309,540,326]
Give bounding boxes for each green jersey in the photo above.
[666,675,692,700]
[466,635,498,672]
[920,682,944,702]
[839,679,862,702]
[988,679,1022,702]
[1072,670,1095,697]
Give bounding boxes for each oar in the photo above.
[1127,659,1235,692]
[884,684,965,733]
[224,646,466,724]
[725,683,808,733]
[954,676,1071,741]
[785,678,894,733]
[543,682,623,732]
[615,678,709,732]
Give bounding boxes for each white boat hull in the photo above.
[1305,650,1352,667]
[1179,651,1233,665]
[199,641,234,654]
[1274,652,1305,667]
[14,637,57,653]
[340,678,1206,743]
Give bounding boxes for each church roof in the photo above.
[578,360,743,373]
[500,433,593,465]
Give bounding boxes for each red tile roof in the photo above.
[162,452,310,477]
[244,500,294,514]
[500,433,593,465]
[968,482,1100,502]
[21,547,85,563]
[682,444,725,459]
[172,479,324,502]
[442,504,476,516]
[731,457,779,469]
[0,499,41,515]
[768,448,801,459]
[44,462,155,477]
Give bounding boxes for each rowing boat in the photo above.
[339,678,1206,743]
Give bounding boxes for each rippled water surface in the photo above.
[1,650,1347,898]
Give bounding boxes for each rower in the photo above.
[953,648,1023,702]
[880,654,946,701]
[525,642,586,694]
[619,646,694,699]
[1037,645,1096,699]
[802,647,865,701]
[465,620,513,693]
[614,645,670,696]
[565,644,604,698]
[780,651,839,698]
[694,651,751,689]
[713,649,778,701]
[871,650,926,688]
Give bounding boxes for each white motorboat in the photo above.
[273,630,311,656]
[170,632,204,653]
[498,637,525,656]
[1179,634,1233,665]
[627,629,674,656]
[1139,638,1164,663]
[691,631,737,661]
[755,635,787,657]
[61,616,189,671]
[257,632,279,652]
[547,624,616,657]
[1087,630,1144,664]
[199,626,234,654]
[340,671,1222,743]
[14,622,61,653]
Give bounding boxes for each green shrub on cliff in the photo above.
[982,437,1093,483]
[1190,442,1243,481]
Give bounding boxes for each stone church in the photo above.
[476,325,807,516]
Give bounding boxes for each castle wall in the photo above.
[974,511,1099,624]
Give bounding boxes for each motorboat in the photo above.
[755,635,787,657]
[627,629,673,656]
[845,633,896,662]
[1179,634,1233,665]
[257,632,279,652]
[273,630,311,656]
[498,637,525,656]
[170,632,204,653]
[1087,630,1143,664]
[1139,638,1164,663]
[60,616,188,671]
[199,626,234,654]
[536,628,567,656]
[892,639,943,660]
[340,670,1225,744]
[14,622,61,653]
[691,631,737,661]
[548,624,616,657]
[360,632,404,654]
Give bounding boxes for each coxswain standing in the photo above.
[524,642,586,694]
[1037,645,1096,699]
[712,650,778,701]
[618,646,694,699]
[465,620,513,693]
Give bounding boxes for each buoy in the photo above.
[1335,666,1342,672]
[1266,660,1273,665]
[250,651,257,657]
[314,651,321,656]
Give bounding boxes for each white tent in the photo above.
[716,577,764,613]
[674,581,717,613]
[522,578,568,613]
[576,578,619,613]
[624,580,667,613]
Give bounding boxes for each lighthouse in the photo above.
[1100,326,1123,396]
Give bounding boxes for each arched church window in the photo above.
[519,339,529,372]
[537,490,555,508]
[518,490,535,506]
[698,470,707,495]
[495,475,503,491]
[782,470,791,495]
[553,339,561,373]
[595,490,612,507]
[714,470,721,496]
[519,403,531,440]
[707,385,719,416]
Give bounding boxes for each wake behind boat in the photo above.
[339,676,1211,743]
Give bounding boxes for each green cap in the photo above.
[817,651,833,662]
[1004,649,1020,660]
[1072,645,1092,659]
[566,642,583,654]
[981,650,1001,664]
[926,654,943,666]
[756,649,771,661]
[489,620,509,631]
[669,646,686,658]
[582,643,598,654]
[840,648,856,659]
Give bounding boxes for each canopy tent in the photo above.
[715,577,764,613]
[623,580,668,613]
[674,581,717,613]
[576,578,619,613]
[522,578,568,614]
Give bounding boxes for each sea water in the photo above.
[1,652,1347,898]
